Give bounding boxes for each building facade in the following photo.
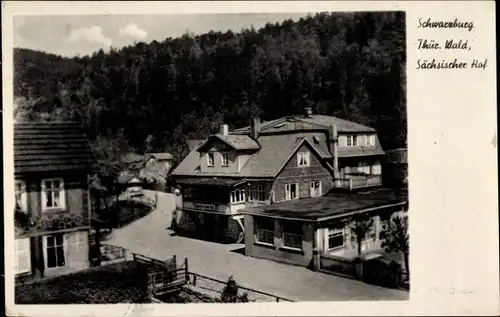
[170,108,387,243]
[14,122,96,283]
[240,188,408,268]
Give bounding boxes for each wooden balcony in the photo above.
[333,174,382,190]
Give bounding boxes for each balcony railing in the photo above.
[183,201,229,214]
[333,175,382,190]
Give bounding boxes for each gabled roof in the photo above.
[171,134,332,178]
[238,135,332,177]
[146,152,174,161]
[120,153,144,164]
[14,122,96,174]
[232,114,375,134]
[197,134,260,152]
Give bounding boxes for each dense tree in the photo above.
[380,215,409,279]
[13,12,407,163]
[348,216,374,256]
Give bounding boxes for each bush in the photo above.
[220,276,249,303]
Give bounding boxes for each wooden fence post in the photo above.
[184,258,189,282]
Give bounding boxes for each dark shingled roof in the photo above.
[14,122,96,174]
[239,188,408,221]
[386,148,408,164]
[233,114,376,134]
[198,134,260,151]
[171,135,332,178]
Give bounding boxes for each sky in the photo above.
[14,13,308,57]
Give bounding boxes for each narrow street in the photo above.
[107,190,409,301]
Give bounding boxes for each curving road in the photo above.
[107,190,409,301]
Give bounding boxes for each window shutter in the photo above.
[16,238,31,274]
[59,179,66,209]
[339,135,347,147]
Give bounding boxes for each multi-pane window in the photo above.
[45,234,66,269]
[281,220,303,250]
[41,178,65,211]
[255,217,274,245]
[347,135,358,147]
[15,238,31,274]
[221,152,229,166]
[297,152,310,167]
[310,181,322,197]
[285,183,298,200]
[230,189,245,203]
[327,227,345,250]
[207,152,215,167]
[249,183,266,202]
[15,180,27,212]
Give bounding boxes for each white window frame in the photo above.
[310,181,322,197]
[285,183,299,200]
[230,189,245,204]
[15,238,31,275]
[254,217,275,246]
[41,178,65,212]
[15,180,28,213]
[43,234,67,270]
[207,152,215,167]
[346,135,358,147]
[326,227,345,250]
[297,152,310,167]
[221,152,229,166]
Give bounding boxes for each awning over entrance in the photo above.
[175,177,246,187]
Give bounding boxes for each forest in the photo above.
[14,11,406,167]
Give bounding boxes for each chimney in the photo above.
[305,107,313,118]
[250,117,260,139]
[329,124,339,178]
[220,124,229,136]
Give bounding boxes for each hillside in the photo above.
[13,11,406,165]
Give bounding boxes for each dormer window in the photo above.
[297,152,310,167]
[221,152,229,166]
[346,135,358,147]
[207,152,215,167]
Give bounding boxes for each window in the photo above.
[15,180,27,212]
[15,238,31,274]
[207,153,215,167]
[281,220,303,250]
[41,178,65,211]
[285,183,298,200]
[221,152,229,166]
[230,189,245,203]
[255,217,274,245]
[327,227,345,250]
[249,183,266,202]
[297,152,310,167]
[346,135,358,147]
[310,181,322,197]
[44,234,66,269]
[183,187,196,199]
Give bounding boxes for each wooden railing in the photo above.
[333,175,382,190]
[188,272,294,302]
[100,244,127,264]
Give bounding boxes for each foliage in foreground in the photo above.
[15,261,149,304]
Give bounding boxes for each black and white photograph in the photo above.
[10,9,409,304]
[9,11,411,304]
[4,2,498,315]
